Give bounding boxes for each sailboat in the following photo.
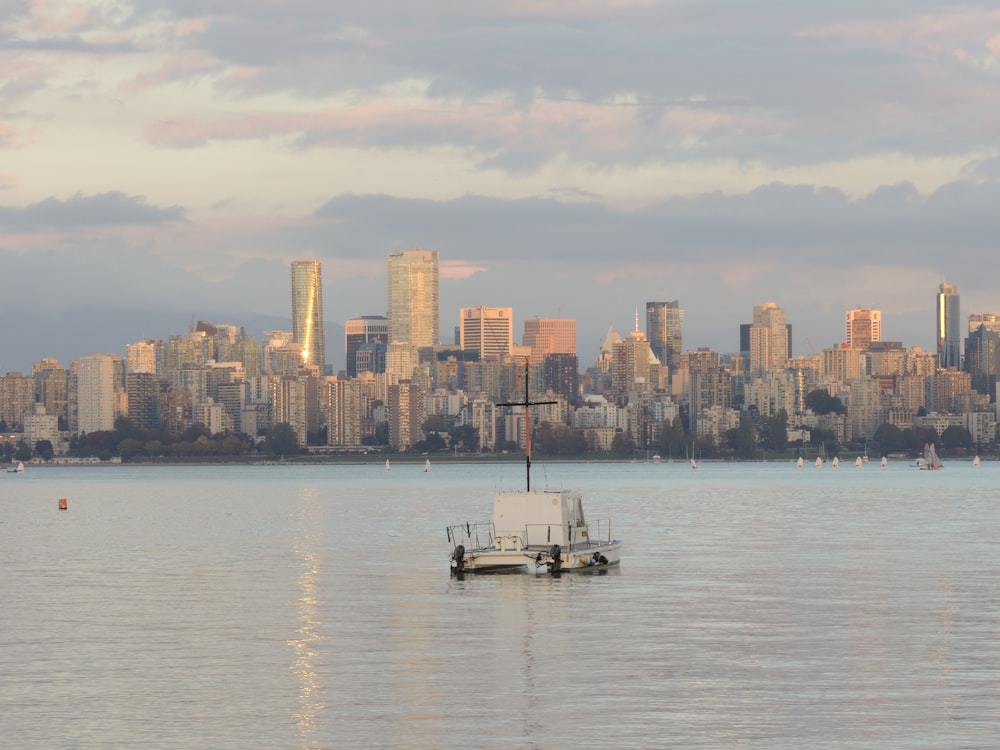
[880,456,888,468]
[385,458,391,472]
[7,461,24,473]
[424,458,431,473]
[831,456,840,468]
[855,456,863,468]
[919,443,944,470]
[973,455,981,467]
[796,456,804,468]
[815,456,823,467]
[446,358,622,575]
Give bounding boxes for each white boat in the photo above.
[7,461,24,473]
[831,456,840,468]
[690,457,698,469]
[918,443,943,470]
[973,455,981,467]
[815,456,822,467]
[796,456,804,468]
[651,454,661,464]
[424,458,431,473]
[855,456,863,468]
[447,359,622,576]
[881,456,888,468]
[385,459,391,472]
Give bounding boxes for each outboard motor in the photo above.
[549,544,562,574]
[452,544,465,575]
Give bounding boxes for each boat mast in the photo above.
[498,357,556,492]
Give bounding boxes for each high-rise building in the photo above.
[522,317,576,365]
[459,307,513,360]
[646,301,683,373]
[845,308,881,350]
[345,316,388,377]
[387,249,439,349]
[76,354,117,435]
[290,260,326,372]
[127,371,160,429]
[968,313,1000,334]
[749,302,790,373]
[937,282,961,369]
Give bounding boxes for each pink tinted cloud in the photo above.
[28,0,96,35]
[441,261,489,279]
[124,53,221,95]
[143,97,664,153]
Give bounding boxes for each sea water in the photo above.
[2,460,998,749]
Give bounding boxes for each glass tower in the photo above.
[387,249,439,349]
[936,282,960,369]
[645,301,683,373]
[290,260,325,371]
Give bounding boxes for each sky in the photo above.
[2,1,1000,374]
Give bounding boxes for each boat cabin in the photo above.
[494,489,589,548]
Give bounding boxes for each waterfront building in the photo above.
[24,404,60,453]
[291,260,326,373]
[76,354,117,435]
[126,371,160,430]
[964,324,1000,400]
[387,249,439,349]
[937,282,961,369]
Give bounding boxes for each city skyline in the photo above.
[2,4,1000,373]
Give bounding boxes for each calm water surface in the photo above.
[2,460,999,749]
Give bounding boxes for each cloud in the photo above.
[0,192,186,230]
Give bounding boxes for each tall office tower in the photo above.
[749,302,789,373]
[523,317,576,365]
[126,371,160,430]
[345,315,389,377]
[937,282,961,369]
[291,260,326,372]
[646,301,683,373]
[387,249,439,348]
[964,324,1000,398]
[845,308,882,350]
[76,354,116,435]
[32,358,69,426]
[459,306,513,360]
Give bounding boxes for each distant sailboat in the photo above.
[973,455,981,467]
[920,443,944,470]
[831,456,840,468]
[815,456,823,468]
[880,456,888,468]
[424,458,431,473]
[796,456,804,468]
[855,456,863,468]
[385,459,391,472]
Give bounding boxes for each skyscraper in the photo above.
[937,282,960,369]
[388,249,439,349]
[749,302,789,373]
[523,317,576,365]
[290,260,325,372]
[646,301,683,374]
[459,307,513,360]
[845,308,882,350]
[344,315,388,377]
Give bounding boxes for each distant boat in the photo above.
[690,457,698,469]
[919,443,944,470]
[424,458,431,473]
[385,459,391,472]
[973,455,981,467]
[831,456,840,468]
[7,461,24,473]
[815,456,822,468]
[880,456,888,468]
[651,454,661,464]
[855,456,863,468]
[796,456,804,468]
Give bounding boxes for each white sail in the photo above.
[973,455,981,467]
[796,456,804,468]
[881,456,888,468]
[424,458,431,472]
[385,459,391,472]
[815,456,822,467]
[855,456,863,467]
[832,456,840,468]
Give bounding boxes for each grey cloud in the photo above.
[0,192,185,230]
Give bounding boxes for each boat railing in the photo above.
[447,521,494,551]
[524,519,615,551]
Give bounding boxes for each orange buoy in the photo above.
[58,498,68,510]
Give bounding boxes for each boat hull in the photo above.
[451,540,623,575]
